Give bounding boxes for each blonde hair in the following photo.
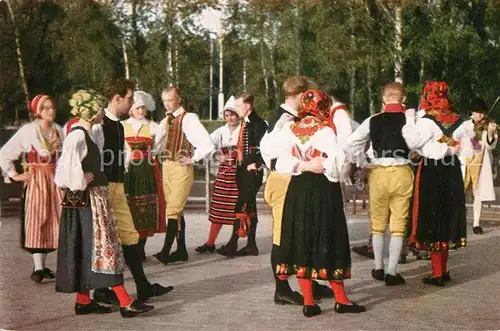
[382,82,405,103]
[162,86,182,103]
[282,76,316,97]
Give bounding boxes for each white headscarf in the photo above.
[131,91,156,112]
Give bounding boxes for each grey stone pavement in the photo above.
[1,205,500,330]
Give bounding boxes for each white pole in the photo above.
[243,57,247,92]
[209,37,213,120]
[217,35,224,120]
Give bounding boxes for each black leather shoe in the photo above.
[41,268,56,279]
[30,270,44,283]
[93,288,119,305]
[153,252,170,265]
[138,283,174,302]
[75,300,113,315]
[216,244,239,258]
[303,304,322,317]
[313,281,334,298]
[168,250,188,263]
[371,269,385,281]
[120,300,154,318]
[351,245,374,259]
[195,244,216,253]
[473,226,483,235]
[422,276,444,287]
[237,246,259,256]
[274,291,304,305]
[385,273,406,286]
[334,301,366,313]
[442,272,451,282]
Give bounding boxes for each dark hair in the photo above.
[470,97,487,113]
[329,87,350,106]
[237,92,255,107]
[104,78,136,101]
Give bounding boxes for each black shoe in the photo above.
[274,291,304,305]
[473,226,483,235]
[303,304,322,317]
[30,270,44,283]
[351,245,374,259]
[93,288,119,306]
[385,273,405,286]
[41,268,56,279]
[138,283,174,302]
[75,300,113,315]
[168,250,189,263]
[442,272,451,282]
[216,244,239,258]
[334,301,366,313]
[237,246,259,256]
[312,281,334,298]
[195,244,216,253]
[371,269,385,281]
[422,276,445,287]
[153,252,170,265]
[399,254,407,264]
[120,300,154,318]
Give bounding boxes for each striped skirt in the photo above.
[209,156,239,225]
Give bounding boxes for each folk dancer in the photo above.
[92,79,173,303]
[217,93,268,257]
[54,89,153,317]
[347,82,413,286]
[122,91,166,260]
[154,87,214,264]
[196,96,241,253]
[0,94,63,282]
[263,89,365,317]
[403,81,473,286]
[461,98,498,234]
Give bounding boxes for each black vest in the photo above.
[102,115,125,183]
[72,127,108,187]
[369,112,410,160]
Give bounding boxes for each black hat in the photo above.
[470,97,488,114]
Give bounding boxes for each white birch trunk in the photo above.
[122,40,130,79]
[260,40,269,101]
[6,0,29,123]
[394,4,403,84]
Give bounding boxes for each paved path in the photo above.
[1,209,499,330]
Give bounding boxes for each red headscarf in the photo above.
[419,81,460,126]
[30,94,51,115]
[298,89,332,122]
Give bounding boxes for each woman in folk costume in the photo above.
[54,89,153,317]
[122,91,165,260]
[0,94,64,283]
[461,98,498,235]
[196,96,241,253]
[403,81,473,286]
[264,89,366,317]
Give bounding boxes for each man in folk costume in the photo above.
[92,79,173,303]
[217,93,268,257]
[54,89,153,317]
[196,96,241,253]
[0,94,64,282]
[403,81,473,286]
[461,98,498,234]
[347,82,413,286]
[122,91,165,260]
[153,87,214,264]
[261,76,333,304]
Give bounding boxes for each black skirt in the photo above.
[55,206,123,293]
[276,173,351,280]
[409,155,467,251]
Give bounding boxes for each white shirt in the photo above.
[331,103,353,149]
[402,116,473,160]
[210,123,241,149]
[262,122,344,182]
[347,113,411,167]
[54,121,92,191]
[154,107,215,162]
[0,122,63,178]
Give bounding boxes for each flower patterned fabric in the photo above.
[69,89,107,121]
[298,89,332,122]
[419,81,461,128]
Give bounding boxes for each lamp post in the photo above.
[208,36,214,120]
[217,35,224,120]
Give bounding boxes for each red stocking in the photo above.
[297,278,315,306]
[207,223,222,245]
[430,252,444,278]
[76,291,91,305]
[329,280,351,305]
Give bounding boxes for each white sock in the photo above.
[41,253,48,268]
[473,197,482,227]
[33,253,44,271]
[372,234,385,270]
[387,236,403,276]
